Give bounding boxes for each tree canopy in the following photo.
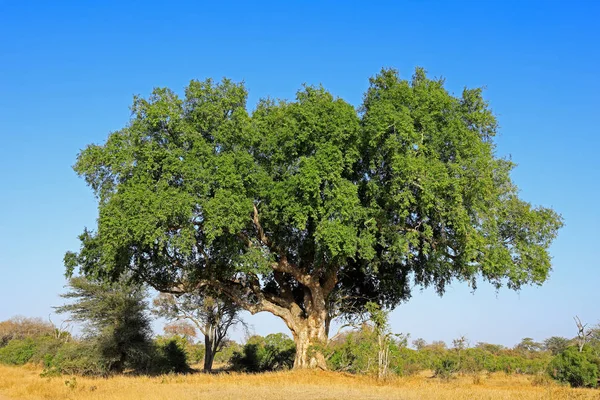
[65,68,563,368]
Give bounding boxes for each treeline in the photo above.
[2,313,599,389]
[1,276,599,389]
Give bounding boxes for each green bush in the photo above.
[214,340,242,365]
[0,338,38,365]
[548,346,599,388]
[187,343,205,365]
[230,334,295,372]
[152,336,190,373]
[327,328,378,374]
[29,337,64,365]
[434,355,458,380]
[328,328,420,377]
[0,332,193,377]
[42,341,107,377]
[0,336,107,376]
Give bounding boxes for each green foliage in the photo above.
[548,346,599,388]
[328,329,375,374]
[0,338,38,365]
[328,331,552,378]
[188,343,206,364]
[434,355,458,380]
[214,340,241,365]
[327,325,409,376]
[230,334,296,372]
[55,277,155,373]
[41,341,108,377]
[0,314,192,376]
[66,69,563,344]
[0,336,108,377]
[544,336,571,356]
[152,336,190,373]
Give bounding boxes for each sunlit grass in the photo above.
[0,364,597,400]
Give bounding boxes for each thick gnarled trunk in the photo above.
[287,292,330,369]
[291,317,328,369]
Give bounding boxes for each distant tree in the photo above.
[452,336,469,351]
[65,68,563,369]
[515,337,542,353]
[543,336,571,356]
[164,321,197,342]
[412,338,427,351]
[475,342,505,355]
[452,335,469,370]
[55,277,154,373]
[430,341,448,350]
[0,316,54,347]
[153,292,244,371]
[574,316,593,353]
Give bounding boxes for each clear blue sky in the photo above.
[1,0,598,347]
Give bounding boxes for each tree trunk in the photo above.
[290,313,328,369]
[204,331,215,372]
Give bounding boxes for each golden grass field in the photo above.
[0,364,598,400]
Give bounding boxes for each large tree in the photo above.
[65,68,562,369]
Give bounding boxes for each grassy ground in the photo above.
[0,365,598,400]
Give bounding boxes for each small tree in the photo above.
[364,302,408,379]
[153,292,244,371]
[55,277,154,373]
[452,335,469,370]
[412,338,427,351]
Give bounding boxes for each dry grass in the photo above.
[0,365,598,400]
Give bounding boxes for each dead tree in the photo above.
[574,316,592,352]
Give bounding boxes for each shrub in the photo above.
[187,343,205,365]
[0,338,38,365]
[434,355,458,380]
[388,345,422,376]
[152,336,190,373]
[548,346,599,388]
[230,334,295,372]
[327,327,378,374]
[0,336,108,376]
[262,333,296,370]
[42,341,107,377]
[214,340,242,365]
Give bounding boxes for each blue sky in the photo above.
[0,0,598,347]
